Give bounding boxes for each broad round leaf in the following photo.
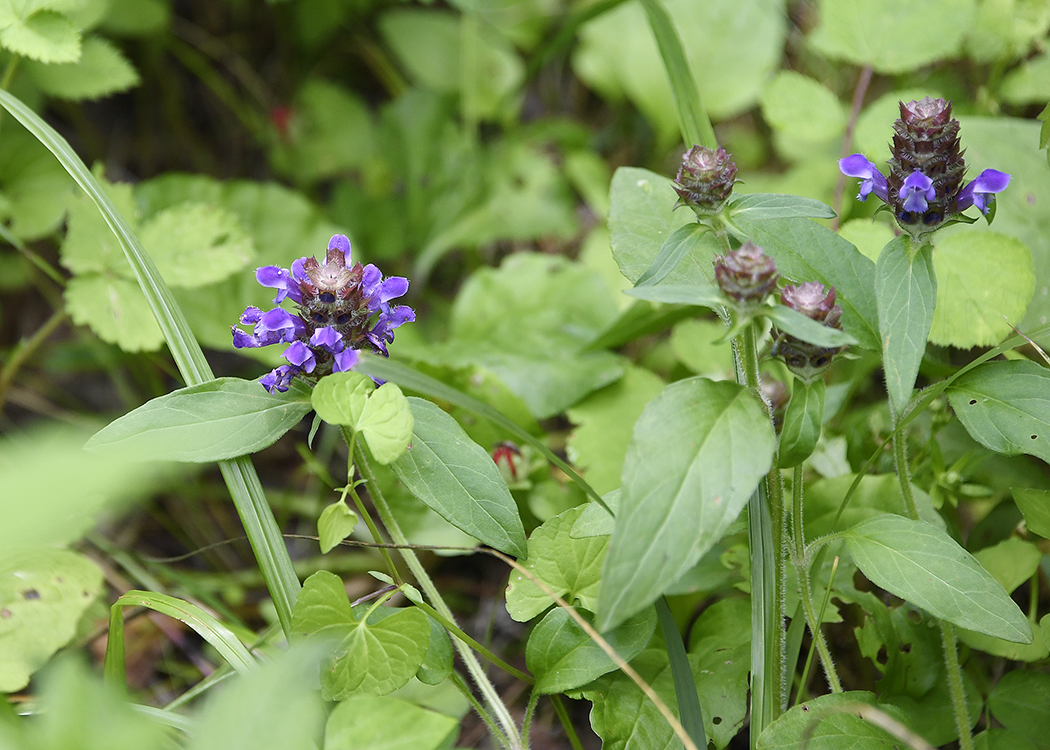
[311,371,374,427]
[988,670,1050,747]
[929,231,1034,348]
[25,35,139,100]
[318,502,358,554]
[844,514,1032,643]
[140,202,255,288]
[64,274,165,352]
[0,549,103,692]
[0,10,80,63]
[946,359,1050,464]
[596,377,774,631]
[357,382,413,464]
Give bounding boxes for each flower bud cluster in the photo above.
[839,97,1010,239]
[232,234,414,393]
[673,145,738,217]
[771,282,847,383]
[713,242,779,305]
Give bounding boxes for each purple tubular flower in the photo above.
[900,170,936,213]
[839,154,889,202]
[333,349,359,372]
[283,341,317,373]
[261,365,298,394]
[328,234,352,264]
[256,265,303,304]
[958,169,1011,214]
[310,326,343,353]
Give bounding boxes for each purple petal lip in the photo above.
[256,265,302,304]
[838,154,889,203]
[333,349,360,373]
[283,341,316,373]
[328,234,352,264]
[310,326,342,353]
[900,170,935,213]
[958,169,1011,214]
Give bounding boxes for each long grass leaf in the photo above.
[639,0,716,149]
[0,89,301,635]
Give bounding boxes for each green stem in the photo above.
[891,425,971,749]
[736,321,781,746]
[341,428,402,585]
[450,670,510,749]
[549,695,585,750]
[0,308,66,415]
[791,465,842,693]
[354,442,522,750]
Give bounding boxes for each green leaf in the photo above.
[324,696,459,750]
[624,281,726,310]
[803,474,943,539]
[390,398,526,557]
[60,179,138,275]
[0,8,80,63]
[756,691,907,749]
[988,670,1050,748]
[268,78,373,183]
[767,305,858,348]
[638,0,713,149]
[64,273,165,351]
[527,606,656,695]
[1013,487,1050,538]
[311,371,374,427]
[85,377,313,462]
[733,214,880,351]
[728,192,837,221]
[946,359,1050,464]
[875,236,936,416]
[584,600,749,749]
[505,505,606,622]
[928,231,1034,348]
[358,383,414,465]
[844,514,1032,643]
[808,0,975,73]
[779,378,825,469]
[973,537,1042,593]
[323,608,430,699]
[573,0,785,144]
[139,202,255,288]
[0,549,103,692]
[608,167,713,285]
[291,571,354,636]
[959,614,1050,663]
[415,615,453,686]
[759,70,846,150]
[99,0,169,36]
[292,572,430,699]
[318,502,358,554]
[597,377,775,631]
[378,9,523,122]
[24,35,138,99]
[0,121,73,240]
[566,365,666,496]
[634,223,712,288]
[188,644,326,750]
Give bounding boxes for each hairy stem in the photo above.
[892,424,971,750]
[354,442,522,750]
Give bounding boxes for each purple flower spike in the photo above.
[900,170,935,213]
[233,236,415,392]
[328,234,353,264]
[839,154,889,203]
[958,169,1011,214]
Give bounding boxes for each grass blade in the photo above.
[0,89,301,636]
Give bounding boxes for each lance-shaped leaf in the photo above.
[728,192,837,221]
[390,398,526,557]
[85,377,313,462]
[876,236,936,417]
[596,377,774,631]
[767,305,857,348]
[946,359,1050,464]
[778,378,825,468]
[844,515,1032,643]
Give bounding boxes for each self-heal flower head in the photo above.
[773,282,846,383]
[673,145,738,218]
[838,97,1010,239]
[713,241,779,305]
[232,234,415,393]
